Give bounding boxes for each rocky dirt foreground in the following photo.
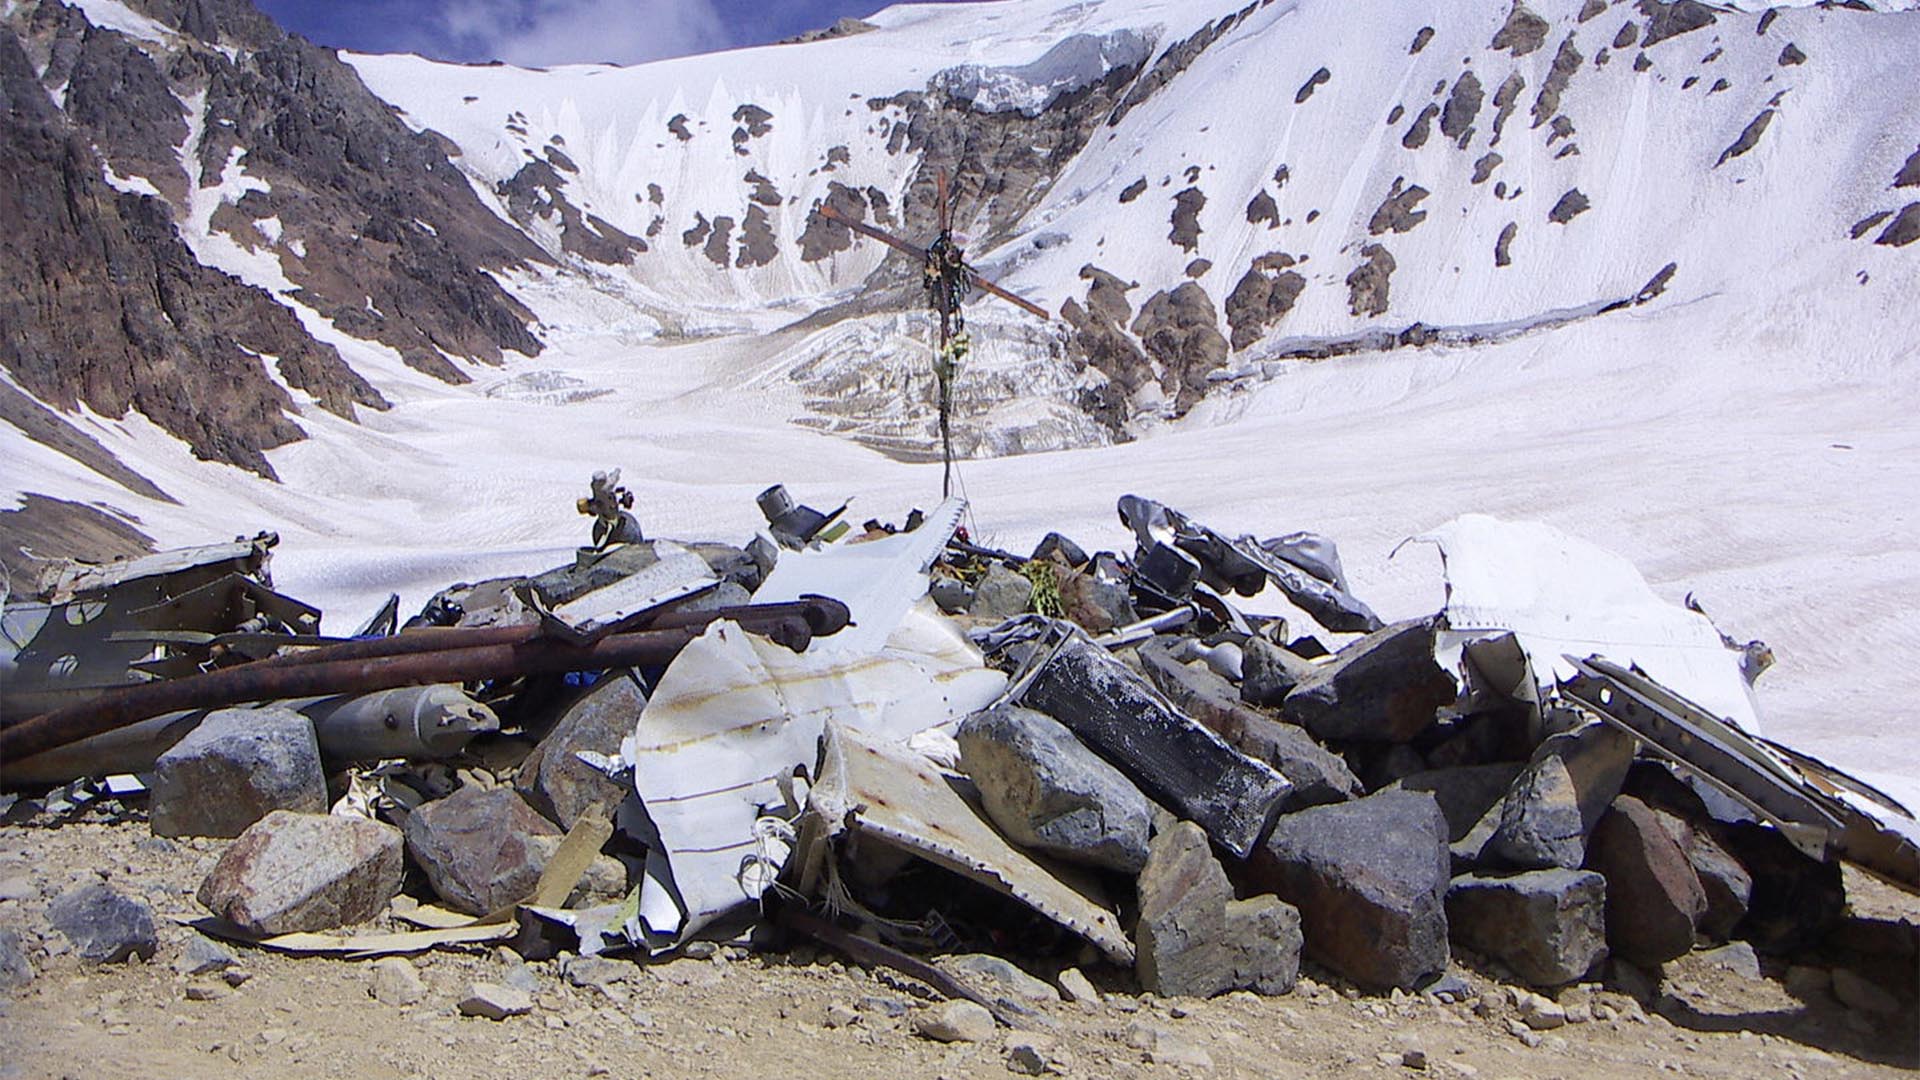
[0,815,1913,1080]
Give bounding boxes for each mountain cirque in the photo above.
[1,0,1917,522]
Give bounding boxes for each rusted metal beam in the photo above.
[0,616,816,766]
[252,597,851,670]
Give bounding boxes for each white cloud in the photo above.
[436,0,729,67]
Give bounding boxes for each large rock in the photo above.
[1232,715,1364,811]
[972,563,1034,620]
[1135,821,1231,998]
[198,810,403,935]
[45,884,156,963]
[1651,810,1751,942]
[958,705,1152,873]
[1390,765,1524,843]
[1224,895,1303,995]
[1240,636,1317,706]
[1282,619,1455,743]
[404,786,561,916]
[1139,638,1359,810]
[1446,869,1608,987]
[1489,723,1636,870]
[151,706,327,838]
[516,673,645,829]
[1249,789,1451,990]
[1585,796,1705,966]
[1056,564,1136,633]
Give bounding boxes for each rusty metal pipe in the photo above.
[253,597,850,670]
[0,616,812,766]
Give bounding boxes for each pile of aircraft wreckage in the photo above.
[2,475,1915,1021]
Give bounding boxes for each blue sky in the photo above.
[254,0,971,67]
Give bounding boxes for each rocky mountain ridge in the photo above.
[1,0,1917,523]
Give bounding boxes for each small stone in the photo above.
[0,929,33,991]
[369,956,426,1006]
[1147,1034,1215,1068]
[912,999,996,1043]
[972,563,1035,620]
[1520,993,1566,1030]
[824,1002,860,1028]
[929,576,973,614]
[174,936,236,977]
[1784,965,1830,999]
[1831,968,1900,1016]
[1402,1048,1429,1069]
[562,956,634,991]
[459,982,533,1020]
[1699,942,1760,980]
[46,883,157,964]
[939,953,1061,1005]
[184,983,228,1001]
[222,968,252,987]
[151,707,328,839]
[0,875,33,903]
[1057,966,1101,1006]
[1006,1037,1051,1075]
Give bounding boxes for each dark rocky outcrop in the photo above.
[1638,0,1718,47]
[1,24,386,480]
[1877,203,1920,248]
[500,159,643,264]
[1895,146,1920,188]
[1346,244,1397,317]
[1472,152,1503,184]
[1410,27,1435,55]
[1440,70,1483,146]
[1402,103,1440,149]
[1490,72,1526,145]
[1715,110,1775,167]
[1295,67,1330,105]
[1496,222,1518,266]
[1225,253,1305,350]
[1532,36,1584,128]
[1245,189,1278,227]
[1548,189,1591,224]
[1369,178,1431,235]
[1168,187,1207,252]
[1131,282,1228,413]
[1491,2,1551,57]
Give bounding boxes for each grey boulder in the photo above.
[517,672,645,829]
[972,563,1035,619]
[1249,789,1451,990]
[958,705,1152,873]
[1281,619,1455,743]
[1489,722,1636,870]
[151,706,328,838]
[1446,869,1608,987]
[1135,821,1232,998]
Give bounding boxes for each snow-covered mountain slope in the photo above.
[2,0,1918,801]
